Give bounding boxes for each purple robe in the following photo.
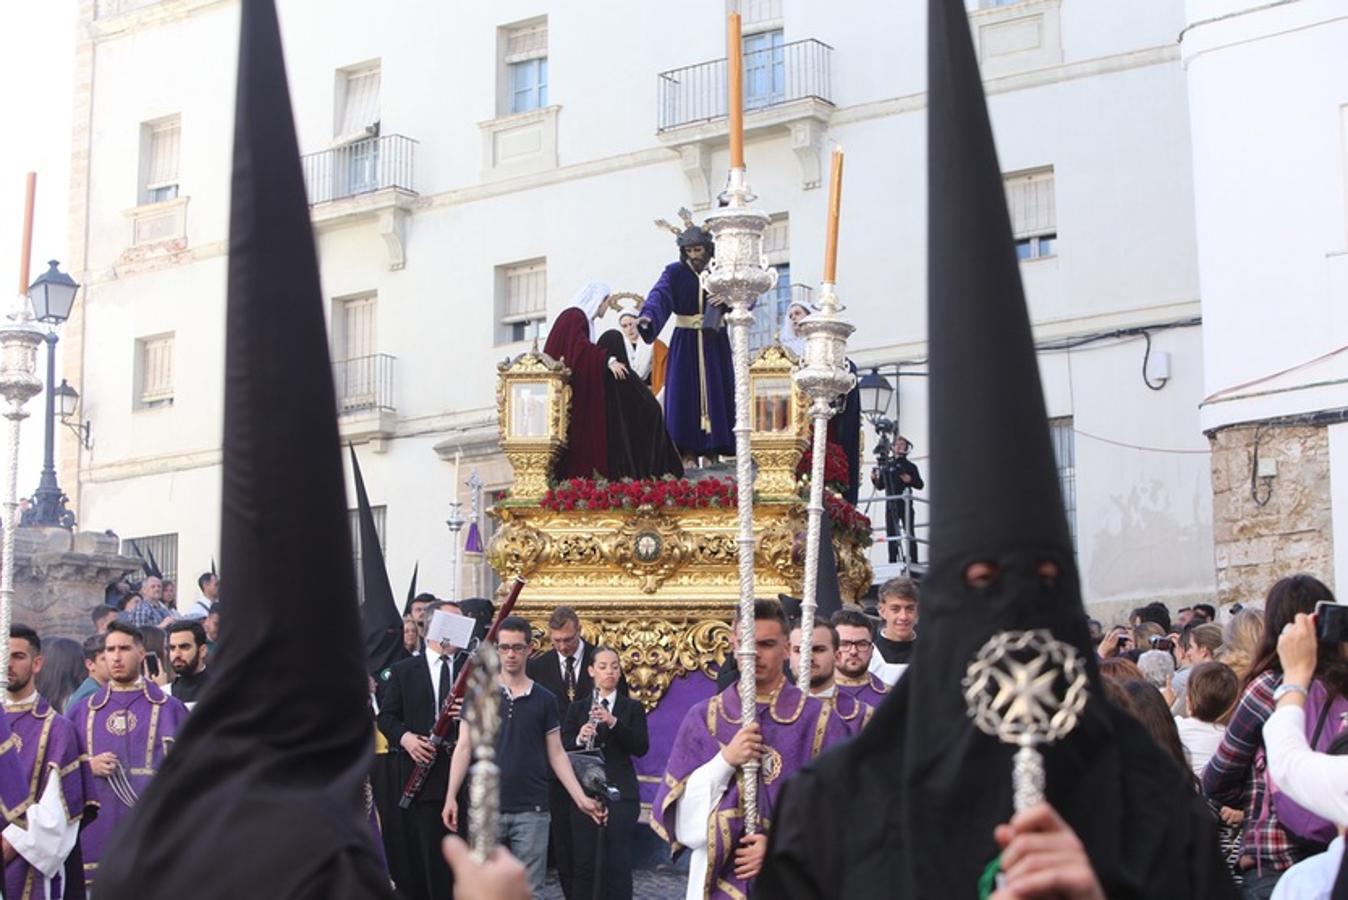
[835,671,891,712]
[5,696,91,900]
[651,680,850,898]
[639,262,735,457]
[820,690,874,737]
[0,715,31,826]
[68,681,189,889]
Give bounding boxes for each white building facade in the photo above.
[62,0,1222,618]
[1182,0,1348,605]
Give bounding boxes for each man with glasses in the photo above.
[789,618,873,735]
[831,608,890,709]
[444,616,605,898]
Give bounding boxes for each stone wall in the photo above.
[10,527,142,638]
[1210,422,1334,606]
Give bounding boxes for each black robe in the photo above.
[597,329,684,480]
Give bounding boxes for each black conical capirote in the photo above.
[350,443,408,677]
[96,2,390,897]
[925,4,1070,564]
[813,514,842,620]
[406,561,418,608]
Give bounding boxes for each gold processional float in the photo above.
[487,341,874,712]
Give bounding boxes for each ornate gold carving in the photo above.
[756,512,803,585]
[487,514,548,582]
[609,509,688,593]
[835,535,875,606]
[550,532,604,567]
[749,342,810,501]
[496,347,571,502]
[688,532,737,566]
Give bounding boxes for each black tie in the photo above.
[437,655,451,713]
[601,698,609,711]
[564,656,576,701]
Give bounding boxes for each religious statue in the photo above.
[638,210,735,463]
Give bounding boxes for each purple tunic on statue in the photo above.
[835,671,891,712]
[68,681,188,889]
[651,680,850,899]
[5,695,91,900]
[639,261,735,457]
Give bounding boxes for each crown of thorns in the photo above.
[654,207,713,249]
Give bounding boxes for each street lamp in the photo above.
[20,260,79,529]
[55,379,91,450]
[857,368,894,425]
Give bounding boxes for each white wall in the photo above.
[72,0,1216,607]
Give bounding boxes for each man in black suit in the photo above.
[561,647,648,900]
[526,606,595,899]
[376,599,466,900]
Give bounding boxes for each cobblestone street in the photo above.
[541,866,687,899]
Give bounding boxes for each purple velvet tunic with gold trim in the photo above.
[651,681,850,899]
[835,671,890,712]
[819,690,874,737]
[5,695,92,900]
[67,681,188,888]
[0,715,31,827]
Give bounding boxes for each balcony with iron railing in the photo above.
[302,134,417,205]
[656,39,835,203]
[333,353,397,447]
[301,134,418,269]
[657,39,833,132]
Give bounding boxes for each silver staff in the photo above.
[703,165,776,834]
[963,629,1090,811]
[464,642,503,862]
[791,281,854,694]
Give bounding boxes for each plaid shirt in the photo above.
[1201,669,1301,872]
[121,598,175,628]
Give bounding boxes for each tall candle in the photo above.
[17,173,36,296]
[453,448,462,496]
[728,13,744,169]
[822,147,844,283]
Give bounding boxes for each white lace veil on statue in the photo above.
[779,297,813,358]
[567,279,612,339]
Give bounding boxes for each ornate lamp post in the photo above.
[21,260,80,529]
[791,284,855,693]
[0,297,45,696]
[699,13,778,837]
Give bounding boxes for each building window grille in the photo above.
[122,533,178,585]
[498,259,547,344]
[1049,417,1077,547]
[348,505,387,605]
[1005,167,1056,260]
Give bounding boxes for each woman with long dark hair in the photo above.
[34,637,85,714]
[1202,574,1348,898]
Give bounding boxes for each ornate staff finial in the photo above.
[464,643,503,862]
[962,629,1089,811]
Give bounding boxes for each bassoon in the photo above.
[398,576,526,808]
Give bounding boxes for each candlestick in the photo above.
[822,147,844,283]
[17,173,35,296]
[728,13,744,169]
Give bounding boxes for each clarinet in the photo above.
[584,687,601,751]
[398,576,527,808]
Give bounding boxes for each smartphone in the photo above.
[1149,636,1174,653]
[144,652,161,679]
[1316,602,1348,644]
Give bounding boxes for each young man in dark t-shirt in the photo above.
[444,616,604,897]
[874,576,919,664]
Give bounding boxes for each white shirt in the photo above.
[1174,717,1225,779]
[181,595,213,620]
[1265,705,1348,827]
[1271,836,1344,900]
[868,650,907,686]
[426,646,454,716]
[625,338,653,379]
[674,751,737,900]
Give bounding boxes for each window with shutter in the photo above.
[504,20,548,114]
[496,259,547,344]
[141,116,180,205]
[337,64,381,138]
[136,334,175,406]
[1004,167,1057,260]
[348,506,387,604]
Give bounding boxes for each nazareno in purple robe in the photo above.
[639,262,735,458]
[0,714,32,827]
[651,680,851,899]
[67,681,189,890]
[5,695,94,900]
[835,671,891,712]
[820,690,873,737]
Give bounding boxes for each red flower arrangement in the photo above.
[539,475,874,547]
[541,476,737,512]
[796,440,851,492]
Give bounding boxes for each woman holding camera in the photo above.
[1202,575,1348,899]
[561,647,649,900]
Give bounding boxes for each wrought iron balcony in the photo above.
[302,134,417,205]
[657,39,833,132]
[333,353,395,415]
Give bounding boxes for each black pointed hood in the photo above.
[131,540,162,580]
[813,514,842,620]
[755,3,1236,896]
[96,3,390,897]
[350,443,409,679]
[406,561,419,608]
